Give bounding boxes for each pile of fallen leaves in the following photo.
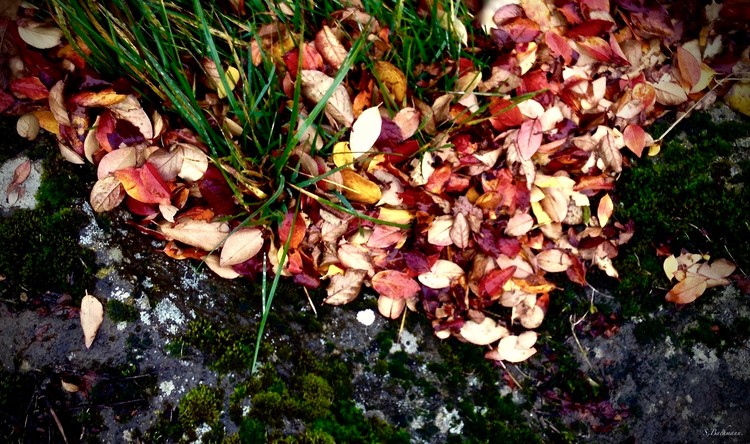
[2,1,748,361]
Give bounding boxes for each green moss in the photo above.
[615,111,750,312]
[180,386,223,429]
[107,299,139,322]
[0,207,96,299]
[176,318,255,373]
[36,150,95,210]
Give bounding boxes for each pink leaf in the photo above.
[515,118,542,160]
[372,270,421,299]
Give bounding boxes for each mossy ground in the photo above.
[0,130,97,302]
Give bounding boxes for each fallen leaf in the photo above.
[505,212,534,237]
[665,274,708,304]
[220,228,264,266]
[377,295,406,319]
[300,70,354,127]
[97,147,139,179]
[597,194,613,227]
[536,249,572,272]
[332,141,354,168]
[450,213,471,249]
[350,106,382,156]
[315,25,348,69]
[159,219,231,251]
[487,331,538,363]
[18,22,64,49]
[114,163,171,205]
[374,61,407,103]
[418,259,464,289]
[516,118,542,160]
[16,113,40,140]
[372,270,421,299]
[623,124,646,157]
[80,292,104,349]
[459,318,509,345]
[174,143,209,181]
[325,269,366,305]
[427,215,454,246]
[204,254,241,279]
[340,169,382,204]
[108,95,154,140]
[663,254,678,281]
[89,176,127,212]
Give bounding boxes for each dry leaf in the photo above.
[378,295,406,319]
[536,249,572,273]
[459,318,509,345]
[325,269,367,305]
[597,194,613,227]
[340,169,382,204]
[220,228,264,266]
[18,22,63,49]
[665,274,708,304]
[89,176,126,212]
[159,219,231,251]
[373,61,407,103]
[300,70,354,127]
[204,254,241,279]
[16,113,40,140]
[80,292,104,349]
[350,106,382,156]
[315,25,348,69]
[372,270,420,299]
[487,331,538,363]
[418,259,464,289]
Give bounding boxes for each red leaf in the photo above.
[545,31,572,64]
[566,19,614,38]
[516,118,542,160]
[372,270,421,299]
[10,76,49,100]
[577,36,612,62]
[566,255,588,286]
[489,98,524,131]
[479,267,517,298]
[113,163,171,205]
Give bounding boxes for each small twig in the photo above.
[724,245,747,276]
[303,287,317,316]
[47,405,69,444]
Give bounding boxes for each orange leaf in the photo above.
[114,163,171,205]
[665,275,708,304]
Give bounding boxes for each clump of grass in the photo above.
[50,0,478,373]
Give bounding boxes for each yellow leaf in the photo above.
[374,61,407,103]
[377,207,414,225]
[332,141,354,168]
[725,82,750,117]
[340,169,381,204]
[597,193,613,227]
[663,255,678,281]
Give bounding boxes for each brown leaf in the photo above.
[16,113,40,140]
[10,159,31,187]
[97,147,139,179]
[108,95,153,140]
[18,22,63,49]
[89,176,126,213]
[325,269,366,305]
[300,70,353,127]
[80,292,104,349]
[487,332,538,363]
[49,81,71,127]
[418,259,464,289]
[204,254,241,279]
[427,215,454,246]
[314,25,348,69]
[623,124,646,157]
